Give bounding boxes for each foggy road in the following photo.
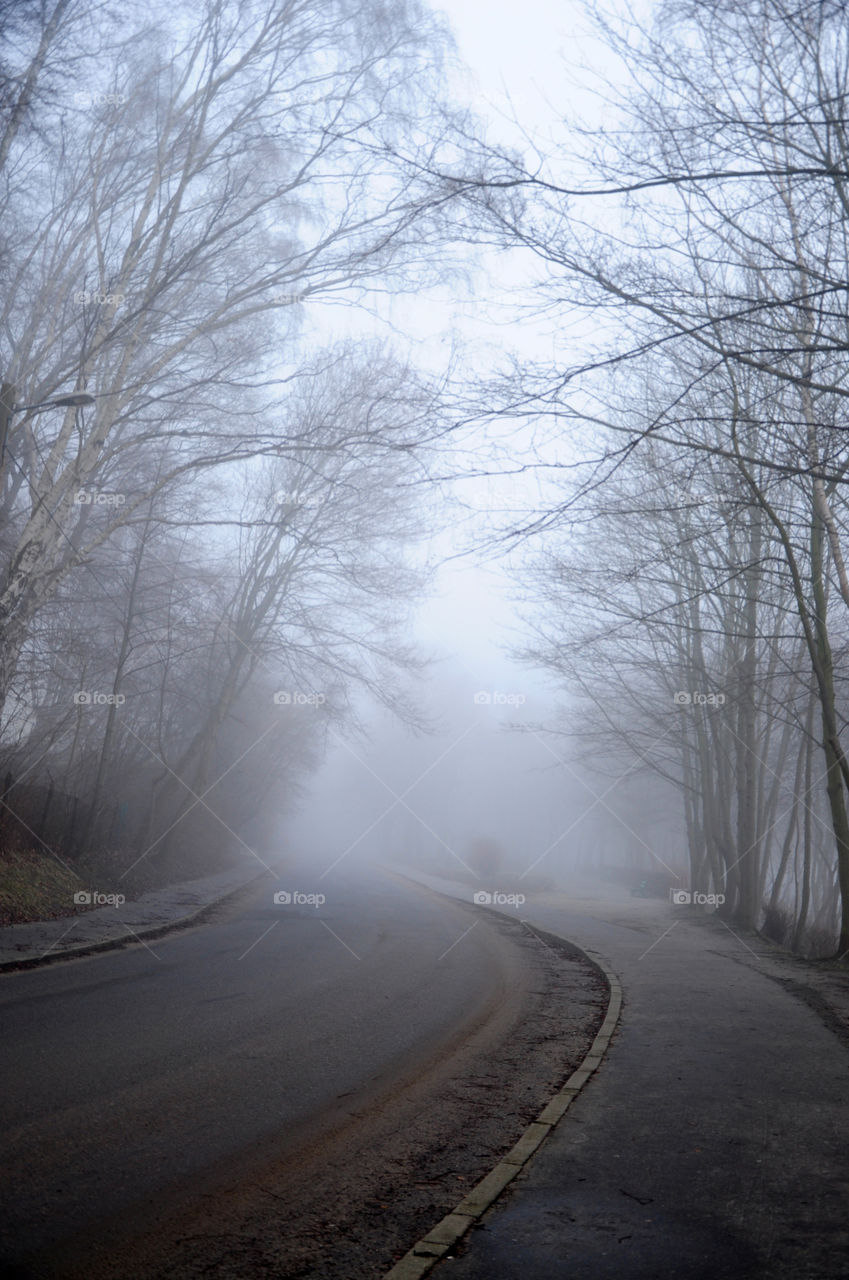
[6,1,849,1278]
[0,867,529,1277]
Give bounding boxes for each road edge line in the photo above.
[381,898,622,1280]
[0,868,271,974]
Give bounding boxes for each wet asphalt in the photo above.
[427,876,849,1280]
[0,865,514,1275]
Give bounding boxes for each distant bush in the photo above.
[466,837,505,879]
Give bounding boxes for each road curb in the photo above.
[382,907,623,1280]
[0,867,271,974]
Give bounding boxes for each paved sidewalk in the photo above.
[0,862,268,970]
[390,865,849,1280]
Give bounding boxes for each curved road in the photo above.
[0,865,528,1277]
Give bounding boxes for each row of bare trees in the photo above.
[11,0,849,951]
[0,0,449,887]
[432,0,849,954]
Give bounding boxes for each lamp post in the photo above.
[0,388,95,469]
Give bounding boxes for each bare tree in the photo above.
[0,0,450,718]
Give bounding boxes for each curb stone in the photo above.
[382,908,622,1280]
[0,867,271,974]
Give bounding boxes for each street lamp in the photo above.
[0,391,96,468]
[14,394,96,411]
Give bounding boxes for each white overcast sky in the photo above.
[440,0,587,107]
[311,1,643,684]
[411,0,588,681]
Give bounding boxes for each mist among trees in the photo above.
[3,0,849,958]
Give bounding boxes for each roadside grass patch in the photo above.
[0,841,89,926]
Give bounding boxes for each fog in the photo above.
[3,1,849,1277]
[286,648,686,892]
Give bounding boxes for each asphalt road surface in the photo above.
[424,874,849,1280]
[0,864,546,1277]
